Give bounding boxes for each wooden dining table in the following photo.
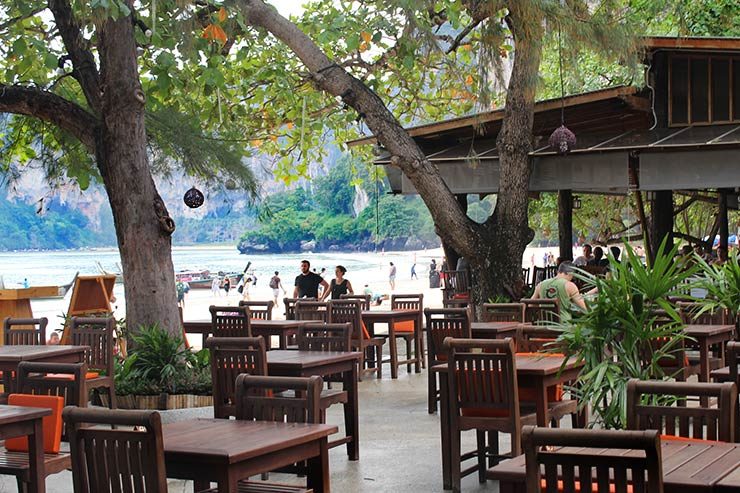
[489,439,740,493]
[182,319,309,349]
[683,324,735,383]
[361,309,422,377]
[0,345,88,393]
[470,321,522,339]
[0,405,51,493]
[434,352,584,490]
[163,418,337,493]
[267,349,361,461]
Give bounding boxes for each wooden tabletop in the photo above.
[683,324,736,337]
[0,345,88,362]
[471,322,521,332]
[267,350,360,369]
[163,419,337,464]
[0,405,51,425]
[433,353,581,377]
[361,310,419,318]
[185,319,307,328]
[489,440,740,492]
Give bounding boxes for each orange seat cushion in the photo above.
[394,320,416,332]
[660,434,717,444]
[541,479,633,493]
[361,321,371,340]
[44,372,100,380]
[452,293,470,300]
[5,394,64,454]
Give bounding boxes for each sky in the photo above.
[268,1,307,18]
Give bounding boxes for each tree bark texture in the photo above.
[0,0,181,335]
[238,0,544,317]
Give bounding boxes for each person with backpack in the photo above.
[269,271,285,305]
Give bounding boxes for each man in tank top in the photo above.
[532,261,586,321]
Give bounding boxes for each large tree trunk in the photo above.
[95,4,181,335]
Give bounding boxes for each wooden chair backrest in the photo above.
[626,379,737,442]
[516,325,561,353]
[209,305,251,337]
[442,270,470,295]
[340,294,371,310]
[3,317,47,345]
[391,294,424,311]
[206,337,267,419]
[446,338,519,425]
[532,266,557,285]
[521,298,560,324]
[17,361,88,408]
[69,317,114,374]
[238,300,274,320]
[729,342,740,389]
[64,407,168,493]
[424,308,471,365]
[443,298,470,309]
[235,374,322,424]
[297,323,352,352]
[284,297,316,320]
[294,301,329,322]
[328,299,363,341]
[481,303,524,323]
[523,426,664,493]
[677,301,730,325]
[521,268,531,287]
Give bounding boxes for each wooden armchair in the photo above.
[389,294,424,371]
[678,301,731,325]
[328,299,384,381]
[239,300,275,320]
[515,325,561,353]
[3,317,47,345]
[0,362,87,492]
[627,379,736,442]
[445,338,539,491]
[295,301,329,322]
[209,305,252,337]
[481,303,524,323]
[68,317,116,409]
[64,407,168,493]
[206,337,267,418]
[522,426,664,493]
[340,294,371,310]
[284,297,316,320]
[521,299,560,324]
[425,308,471,414]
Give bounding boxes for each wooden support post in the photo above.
[650,190,674,257]
[558,190,574,261]
[719,188,730,252]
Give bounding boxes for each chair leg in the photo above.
[428,370,437,414]
[357,345,365,382]
[107,385,117,410]
[405,336,412,373]
[375,344,382,379]
[476,430,487,483]
[487,431,499,467]
[16,476,28,493]
[510,428,522,457]
[450,429,462,493]
[419,332,426,369]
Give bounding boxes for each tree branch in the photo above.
[48,0,102,113]
[0,6,45,32]
[0,85,97,150]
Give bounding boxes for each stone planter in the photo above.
[100,393,212,410]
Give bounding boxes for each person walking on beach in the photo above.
[211,277,221,297]
[388,262,397,290]
[294,260,328,298]
[269,271,286,305]
[223,277,231,296]
[322,265,354,301]
[411,262,417,280]
[238,273,252,301]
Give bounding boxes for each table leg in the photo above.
[344,361,360,460]
[439,372,452,490]
[699,337,710,383]
[388,321,398,379]
[279,332,287,350]
[307,438,330,493]
[28,417,45,493]
[535,379,548,428]
[194,479,210,492]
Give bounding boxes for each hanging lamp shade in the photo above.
[184,187,205,208]
[549,125,576,155]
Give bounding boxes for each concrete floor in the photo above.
[2,366,505,493]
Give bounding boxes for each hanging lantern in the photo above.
[549,125,576,155]
[573,195,582,209]
[184,187,204,208]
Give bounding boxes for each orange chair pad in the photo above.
[452,293,470,299]
[660,434,717,444]
[394,320,416,332]
[5,394,64,454]
[541,479,633,493]
[44,372,100,380]
[361,321,371,340]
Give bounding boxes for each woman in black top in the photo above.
[322,265,354,301]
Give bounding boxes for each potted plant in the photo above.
[556,240,698,429]
[695,254,740,330]
[104,324,212,410]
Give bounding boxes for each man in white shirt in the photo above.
[573,244,593,267]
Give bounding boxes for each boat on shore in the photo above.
[175,270,243,289]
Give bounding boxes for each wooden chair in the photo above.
[515,325,562,353]
[712,342,740,439]
[296,323,353,450]
[206,337,267,419]
[295,300,329,322]
[68,317,116,409]
[3,317,47,345]
[0,362,87,492]
[678,301,731,325]
[521,268,531,288]
[64,407,168,493]
[481,303,524,323]
[328,299,384,381]
[425,308,471,414]
[522,426,664,493]
[443,298,470,309]
[284,297,315,320]
[626,379,736,442]
[239,300,275,320]
[209,305,252,337]
[390,294,425,370]
[340,294,371,310]
[445,338,539,491]
[521,298,560,324]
